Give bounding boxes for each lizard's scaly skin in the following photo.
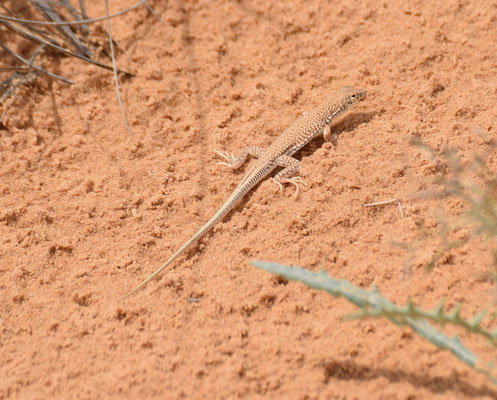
[122,86,366,299]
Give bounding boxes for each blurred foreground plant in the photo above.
[252,260,497,386]
[410,135,497,272]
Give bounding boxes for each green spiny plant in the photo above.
[251,260,497,386]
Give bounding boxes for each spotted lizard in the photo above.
[122,86,367,299]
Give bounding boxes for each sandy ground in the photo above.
[2,0,497,398]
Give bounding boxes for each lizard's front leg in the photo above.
[273,155,306,196]
[214,146,264,169]
[323,124,338,144]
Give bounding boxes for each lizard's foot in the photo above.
[213,149,236,167]
[288,176,307,197]
[274,176,307,197]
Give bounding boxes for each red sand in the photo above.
[2,0,497,398]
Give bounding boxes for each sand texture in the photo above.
[2,0,497,398]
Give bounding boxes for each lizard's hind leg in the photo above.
[273,155,306,196]
[214,146,264,169]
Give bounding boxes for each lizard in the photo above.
[121,86,367,299]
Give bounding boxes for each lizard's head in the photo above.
[337,86,367,109]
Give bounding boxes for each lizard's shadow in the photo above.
[300,110,378,157]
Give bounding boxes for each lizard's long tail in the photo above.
[120,169,266,300]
